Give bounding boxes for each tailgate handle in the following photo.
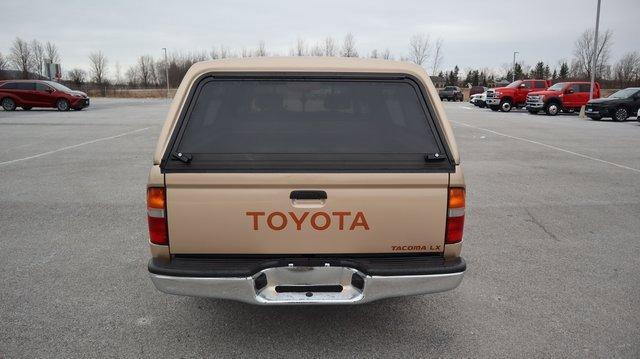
[290,190,327,200]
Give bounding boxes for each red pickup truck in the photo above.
[486,79,552,112]
[525,82,601,116]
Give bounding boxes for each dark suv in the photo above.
[0,80,90,111]
[585,87,640,121]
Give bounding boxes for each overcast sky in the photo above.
[3,0,638,77]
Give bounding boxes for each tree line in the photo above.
[0,32,444,90]
[446,28,639,88]
[1,28,638,91]
[0,38,61,79]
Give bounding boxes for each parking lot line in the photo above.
[0,127,151,167]
[451,120,640,174]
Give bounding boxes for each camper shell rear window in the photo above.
[162,74,453,172]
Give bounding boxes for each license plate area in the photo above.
[253,266,366,304]
[275,285,343,293]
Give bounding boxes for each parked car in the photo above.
[469,86,488,97]
[146,57,466,304]
[477,91,488,108]
[525,82,601,116]
[486,79,551,112]
[439,86,464,101]
[0,80,89,111]
[470,91,488,108]
[585,87,640,121]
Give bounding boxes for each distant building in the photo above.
[430,76,446,88]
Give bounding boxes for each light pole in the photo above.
[512,51,519,82]
[589,0,601,100]
[162,48,170,99]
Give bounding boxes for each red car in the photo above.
[525,82,601,116]
[0,80,90,111]
[485,79,552,112]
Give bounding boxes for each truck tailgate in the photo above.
[165,173,448,254]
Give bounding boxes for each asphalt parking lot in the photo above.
[1,98,639,358]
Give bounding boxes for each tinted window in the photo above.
[523,81,532,89]
[548,83,566,91]
[444,86,456,91]
[535,81,547,89]
[570,84,581,93]
[578,84,592,93]
[35,83,51,92]
[16,82,35,91]
[169,78,449,171]
[609,88,640,99]
[1,82,19,90]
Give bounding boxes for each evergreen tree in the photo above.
[531,62,545,79]
[505,70,513,82]
[544,65,551,79]
[513,63,524,80]
[449,65,459,85]
[559,62,569,80]
[464,70,473,85]
[471,70,480,86]
[552,69,558,81]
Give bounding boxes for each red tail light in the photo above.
[147,187,168,245]
[446,188,465,244]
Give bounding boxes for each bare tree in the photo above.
[114,62,122,85]
[310,43,324,56]
[155,59,167,86]
[210,46,220,60]
[45,42,61,64]
[341,33,358,57]
[241,48,251,58]
[9,37,34,79]
[408,33,431,66]
[255,41,267,57]
[613,51,640,86]
[67,68,86,86]
[369,49,379,59]
[125,66,139,86]
[572,28,613,79]
[137,55,154,87]
[431,38,444,74]
[193,50,209,62]
[381,49,392,60]
[88,51,108,84]
[323,37,337,56]
[219,46,230,59]
[292,38,306,56]
[31,40,45,76]
[0,52,6,71]
[148,60,158,86]
[499,62,514,79]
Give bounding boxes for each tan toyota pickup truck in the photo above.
[147,57,466,304]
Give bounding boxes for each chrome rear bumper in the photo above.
[150,265,464,305]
